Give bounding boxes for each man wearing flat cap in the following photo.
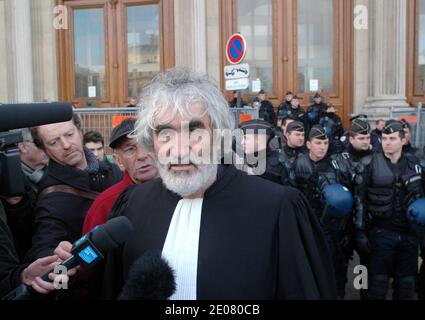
[291,124,354,299]
[82,118,159,234]
[236,119,285,185]
[354,120,425,300]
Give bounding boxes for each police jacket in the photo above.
[292,154,349,220]
[306,103,327,128]
[259,100,277,127]
[331,146,374,189]
[283,105,306,123]
[279,145,307,186]
[358,152,424,233]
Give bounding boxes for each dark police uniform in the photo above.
[237,120,286,185]
[331,118,374,299]
[319,110,344,155]
[291,125,353,299]
[278,91,294,114]
[279,95,306,126]
[355,120,424,300]
[278,121,307,186]
[306,93,327,134]
[257,90,277,127]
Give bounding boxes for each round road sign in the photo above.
[226,33,247,65]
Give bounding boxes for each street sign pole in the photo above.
[237,91,242,108]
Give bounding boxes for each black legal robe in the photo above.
[101,165,337,300]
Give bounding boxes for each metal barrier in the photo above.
[389,103,423,149]
[74,107,138,153]
[230,107,259,128]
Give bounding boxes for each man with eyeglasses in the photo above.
[82,118,159,234]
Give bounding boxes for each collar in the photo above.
[348,144,372,158]
[204,165,238,198]
[21,162,46,184]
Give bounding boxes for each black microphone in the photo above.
[118,251,176,300]
[0,102,73,131]
[1,216,133,300]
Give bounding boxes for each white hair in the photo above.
[131,67,235,151]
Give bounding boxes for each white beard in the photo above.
[157,162,218,198]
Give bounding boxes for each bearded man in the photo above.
[100,68,336,300]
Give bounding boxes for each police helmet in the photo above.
[321,184,353,218]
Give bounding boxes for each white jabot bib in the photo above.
[162,198,203,300]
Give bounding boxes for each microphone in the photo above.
[1,216,133,300]
[0,102,73,131]
[118,251,176,300]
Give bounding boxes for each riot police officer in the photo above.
[278,91,294,114]
[319,104,344,155]
[355,120,425,300]
[236,120,285,185]
[283,95,306,126]
[306,92,327,134]
[338,117,374,167]
[269,116,295,152]
[257,90,276,127]
[291,125,353,298]
[401,119,421,159]
[331,117,375,298]
[334,117,374,210]
[279,121,307,185]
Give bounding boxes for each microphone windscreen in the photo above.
[90,216,134,253]
[118,251,176,300]
[0,102,73,131]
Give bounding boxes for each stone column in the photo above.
[5,0,34,103]
[31,0,58,102]
[0,0,8,101]
[206,0,221,86]
[174,0,207,73]
[353,0,370,116]
[363,0,409,119]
